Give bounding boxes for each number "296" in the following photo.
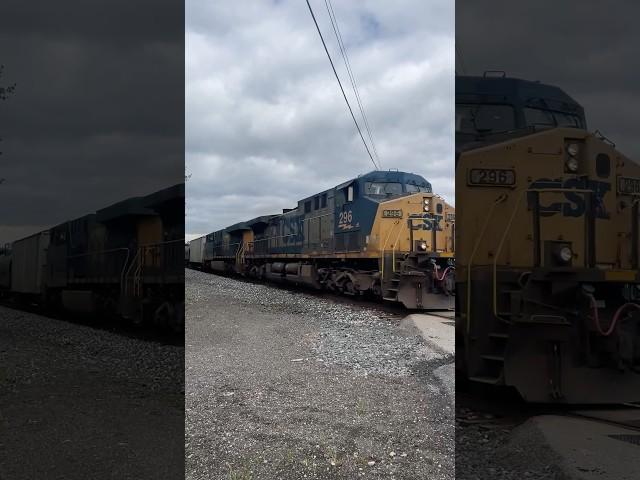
[339,210,353,223]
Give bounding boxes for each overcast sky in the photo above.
[186,0,454,241]
[456,0,640,160]
[0,1,184,245]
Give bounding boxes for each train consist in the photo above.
[189,170,455,310]
[0,184,185,331]
[456,74,640,403]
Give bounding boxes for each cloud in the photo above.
[456,0,640,159]
[0,0,184,245]
[186,0,454,238]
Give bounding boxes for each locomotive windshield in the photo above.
[456,103,584,136]
[456,104,515,135]
[364,181,431,196]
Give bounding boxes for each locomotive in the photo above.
[456,73,640,403]
[190,170,455,310]
[0,184,185,331]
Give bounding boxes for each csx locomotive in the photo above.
[0,184,185,331]
[189,170,455,310]
[456,74,640,403]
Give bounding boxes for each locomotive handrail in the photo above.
[391,223,404,272]
[466,195,506,334]
[63,247,130,296]
[491,187,594,322]
[380,220,401,280]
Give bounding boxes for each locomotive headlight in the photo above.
[565,156,579,173]
[566,143,580,157]
[423,198,431,212]
[557,246,573,263]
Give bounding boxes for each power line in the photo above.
[324,0,381,168]
[455,42,467,75]
[305,0,379,171]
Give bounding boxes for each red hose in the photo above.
[587,294,640,336]
[434,266,454,282]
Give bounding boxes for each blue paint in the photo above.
[529,178,610,219]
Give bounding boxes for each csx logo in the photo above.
[410,213,443,231]
[529,178,610,219]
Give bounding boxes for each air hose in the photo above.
[587,293,640,336]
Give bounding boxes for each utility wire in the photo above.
[455,42,466,75]
[324,0,381,168]
[305,0,379,171]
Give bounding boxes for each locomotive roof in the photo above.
[339,170,432,190]
[456,75,585,120]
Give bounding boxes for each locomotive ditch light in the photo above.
[557,246,573,263]
[565,156,579,173]
[418,242,428,251]
[566,143,580,157]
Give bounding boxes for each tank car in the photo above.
[456,73,640,403]
[197,170,455,310]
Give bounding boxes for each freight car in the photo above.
[0,184,185,331]
[456,73,640,403]
[194,170,455,310]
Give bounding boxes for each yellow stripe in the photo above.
[605,270,637,282]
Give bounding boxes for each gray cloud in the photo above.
[456,0,640,159]
[0,1,184,245]
[186,0,454,240]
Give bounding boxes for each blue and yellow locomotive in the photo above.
[192,170,455,310]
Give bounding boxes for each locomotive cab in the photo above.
[456,74,587,152]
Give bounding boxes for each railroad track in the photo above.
[458,387,640,435]
[0,298,182,345]
[190,267,455,316]
[566,405,640,433]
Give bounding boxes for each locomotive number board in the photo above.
[468,168,516,187]
[382,209,403,218]
[617,176,640,196]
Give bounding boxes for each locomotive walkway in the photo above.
[185,269,454,480]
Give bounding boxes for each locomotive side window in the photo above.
[314,196,320,210]
[304,201,311,213]
[321,193,327,208]
[456,104,515,134]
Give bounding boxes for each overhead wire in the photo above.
[304,0,380,171]
[323,0,381,169]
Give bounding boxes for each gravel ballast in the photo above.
[186,268,454,479]
[0,305,184,479]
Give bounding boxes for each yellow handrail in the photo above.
[380,220,401,279]
[491,188,593,321]
[391,224,404,273]
[466,194,506,333]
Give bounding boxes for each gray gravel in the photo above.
[456,406,568,480]
[0,305,184,479]
[186,268,454,480]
